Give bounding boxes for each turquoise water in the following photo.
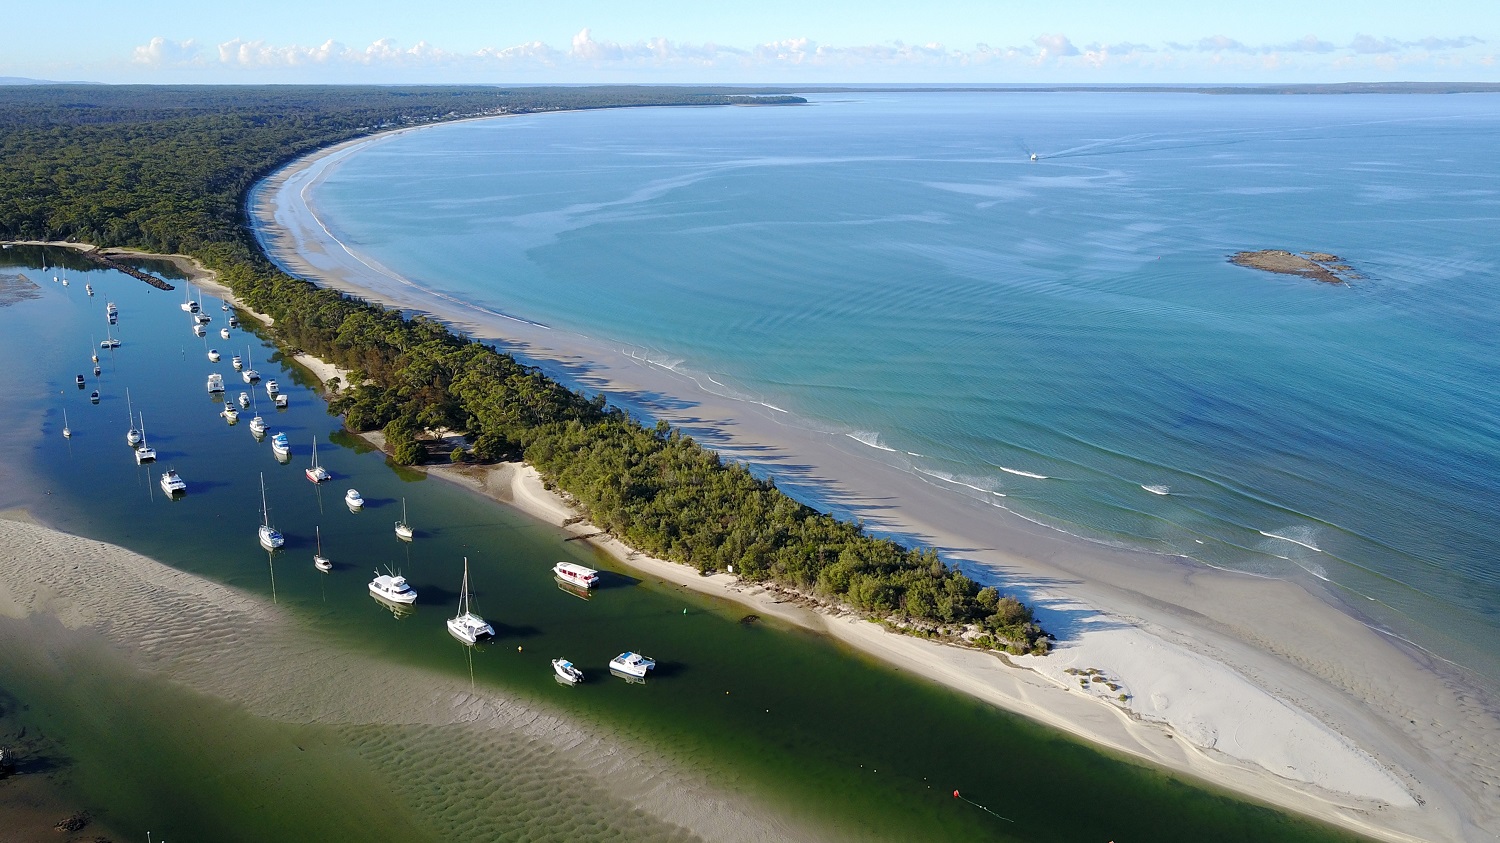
[298,92,1500,680]
[0,249,1371,842]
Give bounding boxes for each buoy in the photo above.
[682,608,688,614]
[953,790,960,799]
[517,646,522,652]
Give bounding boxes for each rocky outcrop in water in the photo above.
[1229,250,1360,284]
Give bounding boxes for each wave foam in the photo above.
[1259,530,1323,553]
[1000,466,1049,480]
[845,431,897,452]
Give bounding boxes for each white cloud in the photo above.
[131,36,200,66]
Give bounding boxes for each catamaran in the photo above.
[160,468,187,496]
[395,497,414,541]
[314,526,332,572]
[305,435,330,483]
[609,652,656,679]
[553,562,600,590]
[446,557,494,644]
[134,414,156,464]
[100,324,120,348]
[258,473,284,550]
[369,570,417,605]
[125,388,141,446]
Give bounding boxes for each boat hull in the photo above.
[369,585,418,605]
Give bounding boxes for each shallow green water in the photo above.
[0,246,1369,841]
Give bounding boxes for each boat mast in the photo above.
[260,472,271,528]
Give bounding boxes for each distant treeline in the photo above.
[0,84,1046,654]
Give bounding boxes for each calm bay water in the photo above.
[299,92,1500,679]
[0,249,1369,840]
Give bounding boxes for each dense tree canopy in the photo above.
[0,84,1046,653]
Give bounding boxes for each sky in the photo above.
[4,0,1497,84]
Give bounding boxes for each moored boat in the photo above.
[249,414,268,436]
[553,562,600,590]
[609,652,656,679]
[160,468,187,495]
[231,355,243,370]
[192,323,205,337]
[395,497,413,541]
[552,659,584,684]
[208,348,220,362]
[220,327,231,340]
[270,431,290,456]
[314,525,332,572]
[258,472,284,550]
[222,402,239,423]
[238,391,250,408]
[265,379,279,397]
[369,571,417,605]
[345,488,364,510]
[446,556,494,644]
[305,435,330,483]
[206,372,225,393]
[274,394,289,408]
[133,414,156,463]
[90,390,100,404]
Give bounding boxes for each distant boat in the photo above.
[192,323,205,338]
[60,277,68,287]
[258,472,284,550]
[206,372,225,393]
[85,284,94,296]
[93,364,101,377]
[345,489,364,510]
[220,327,231,340]
[305,435,330,483]
[221,303,231,312]
[265,379,279,398]
[314,526,331,572]
[238,391,250,408]
[552,659,584,685]
[90,390,100,404]
[369,570,417,605]
[134,413,156,464]
[446,556,494,645]
[91,347,98,364]
[274,394,289,409]
[208,348,220,362]
[395,497,413,541]
[222,402,239,423]
[270,431,290,457]
[75,374,85,388]
[231,355,243,371]
[243,348,260,383]
[99,331,120,350]
[249,413,268,437]
[609,652,656,679]
[180,286,195,312]
[125,388,141,446]
[160,468,187,496]
[62,408,71,439]
[553,562,599,590]
[105,301,116,316]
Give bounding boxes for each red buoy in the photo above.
[953,790,960,799]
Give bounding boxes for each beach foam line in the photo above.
[1000,466,1049,480]
[1259,530,1323,553]
[846,431,898,452]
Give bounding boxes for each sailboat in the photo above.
[62,408,71,439]
[446,557,494,644]
[258,473,285,550]
[99,321,120,348]
[314,526,332,572]
[395,498,414,541]
[305,435,331,483]
[134,413,156,464]
[248,390,267,436]
[125,388,141,447]
[180,285,196,312]
[242,346,260,383]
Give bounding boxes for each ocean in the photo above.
[295,91,1500,680]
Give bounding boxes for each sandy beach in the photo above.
[234,119,1500,843]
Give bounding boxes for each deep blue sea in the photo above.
[302,92,1500,678]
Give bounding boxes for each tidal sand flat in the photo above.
[250,94,1500,842]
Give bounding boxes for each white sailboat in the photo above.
[305,435,330,483]
[134,414,156,464]
[100,321,120,348]
[258,472,285,550]
[180,285,195,312]
[242,347,260,383]
[125,388,141,447]
[446,557,494,644]
[314,526,332,572]
[395,497,414,541]
[62,408,71,439]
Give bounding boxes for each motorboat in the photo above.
[270,431,290,457]
[133,414,156,464]
[314,526,332,572]
[231,355,243,371]
[228,316,240,328]
[265,379,279,398]
[206,372,225,393]
[258,473,284,550]
[222,402,239,423]
[305,435,330,483]
[345,488,364,510]
[160,468,186,495]
[369,571,417,605]
[609,652,656,679]
[220,327,231,340]
[104,301,117,315]
[76,374,85,387]
[394,498,413,541]
[193,323,205,337]
[446,557,494,645]
[553,562,600,590]
[92,364,101,376]
[274,394,289,409]
[90,390,100,404]
[552,659,584,685]
[249,415,267,437]
[86,284,94,296]
[208,349,220,362]
[238,391,250,408]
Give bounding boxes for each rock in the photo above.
[1228,249,1356,284]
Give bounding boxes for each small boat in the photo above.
[222,402,239,423]
[265,379,279,397]
[92,364,101,377]
[134,414,156,463]
[238,391,250,408]
[553,562,600,590]
[62,408,71,439]
[194,312,212,325]
[243,367,260,383]
[274,394,289,409]
[85,284,94,296]
[206,372,225,393]
[75,374,85,387]
[180,289,195,312]
[91,349,98,364]
[105,301,116,316]
[249,414,268,437]
[231,355,243,371]
[208,349,220,362]
[395,498,413,541]
[446,557,495,644]
[107,312,118,326]
[60,277,68,287]
[90,390,100,404]
[99,337,120,349]
[369,571,417,605]
[345,489,364,510]
[270,431,290,457]
[228,316,240,328]
[305,435,330,483]
[552,659,584,685]
[125,388,141,447]
[220,327,231,340]
[221,303,231,312]
[609,652,656,679]
[314,526,332,572]
[160,468,187,495]
[258,473,284,550]
[192,323,205,338]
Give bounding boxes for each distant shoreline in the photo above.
[238,110,1500,842]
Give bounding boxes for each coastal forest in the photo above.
[0,84,1048,654]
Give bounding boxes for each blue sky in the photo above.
[6,0,1496,84]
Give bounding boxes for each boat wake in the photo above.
[1141,484,1170,496]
